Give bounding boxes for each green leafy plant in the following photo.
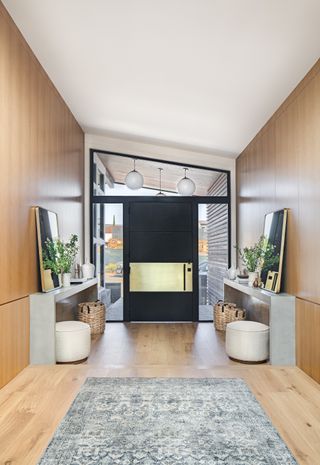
[42,239,60,275]
[235,236,279,273]
[43,234,79,275]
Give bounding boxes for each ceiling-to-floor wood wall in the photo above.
[237,59,320,383]
[0,2,84,387]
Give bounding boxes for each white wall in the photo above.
[84,133,236,265]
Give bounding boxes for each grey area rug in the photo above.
[38,378,298,465]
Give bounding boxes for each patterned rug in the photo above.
[38,378,298,465]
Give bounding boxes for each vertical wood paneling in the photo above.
[237,59,320,300]
[236,59,320,381]
[0,2,84,387]
[0,299,29,388]
[0,3,84,305]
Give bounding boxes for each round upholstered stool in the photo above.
[225,321,269,363]
[56,321,91,363]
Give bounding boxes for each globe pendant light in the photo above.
[156,168,166,196]
[125,158,144,190]
[177,168,196,196]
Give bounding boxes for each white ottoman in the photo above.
[56,321,91,363]
[226,321,269,363]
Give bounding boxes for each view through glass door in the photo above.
[92,203,124,321]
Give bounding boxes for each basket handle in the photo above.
[81,304,90,314]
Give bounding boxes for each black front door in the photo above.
[126,200,197,321]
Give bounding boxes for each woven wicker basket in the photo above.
[214,300,245,331]
[214,300,234,331]
[227,306,246,324]
[77,301,106,335]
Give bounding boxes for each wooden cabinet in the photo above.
[296,299,320,383]
[0,298,29,389]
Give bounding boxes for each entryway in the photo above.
[91,150,230,322]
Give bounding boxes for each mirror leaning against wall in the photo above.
[35,206,61,292]
[261,208,288,293]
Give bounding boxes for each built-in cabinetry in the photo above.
[224,278,295,365]
[30,279,98,364]
[0,298,30,388]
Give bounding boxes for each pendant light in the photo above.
[177,168,196,196]
[125,158,144,190]
[156,168,166,196]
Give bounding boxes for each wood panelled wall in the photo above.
[0,2,84,387]
[236,59,320,382]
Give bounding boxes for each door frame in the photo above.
[90,149,231,322]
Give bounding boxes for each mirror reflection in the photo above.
[35,207,60,292]
[261,209,288,293]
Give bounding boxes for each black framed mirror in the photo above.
[35,206,60,292]
[261,208,288,293]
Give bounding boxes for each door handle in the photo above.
[183,263,186,291]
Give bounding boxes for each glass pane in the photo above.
[198,203,229,321]
[105,204,123,321]
[92,152,228,197]
[93,203,124,321]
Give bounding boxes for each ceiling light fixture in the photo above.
[125,158,144,190]
[156,168,166,196]
[177,168,196,196]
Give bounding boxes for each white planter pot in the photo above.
[248,271,259,287]
[62,272,71,287]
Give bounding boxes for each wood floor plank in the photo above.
[0,323,319,465]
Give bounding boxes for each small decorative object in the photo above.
[77,301,106,335]
[227,266,237,280]
[74,263,82,279]
[177,168,196,196]
[248,271,259,287]
[235,236,279,287]
[43,234,79,288]
[125,158,144,190]
[62,273,71,287]
[82,259,95,279]
[237,272,249,284]
[253,277,260,288]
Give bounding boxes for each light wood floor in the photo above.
[0,323,320,465]
[88,322,234,367]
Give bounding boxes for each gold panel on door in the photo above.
[130,263,193,292]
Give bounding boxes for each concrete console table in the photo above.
[30,278,98,364]
[224,278,295,365]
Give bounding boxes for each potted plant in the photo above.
[236,236,279,286]
[43,234,79,287]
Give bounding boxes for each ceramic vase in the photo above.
[248,271,259,287]
[227,266,237,280]
[82,260,95,279]
[62,272,71,287]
